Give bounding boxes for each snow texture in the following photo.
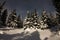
[0,28,60,40]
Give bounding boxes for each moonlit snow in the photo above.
[0,28,60,40]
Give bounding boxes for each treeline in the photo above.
[0,1,60,30]
[24,9,58,29]
[0,1,23,28]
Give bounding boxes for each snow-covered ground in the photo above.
[0,28,60,40]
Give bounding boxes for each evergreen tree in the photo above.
[52,0,60,32]
[40,10,48,29]
[1,9,8,26]
[24,10,31,29]
[0,1,6,13]
[0,1,6,27]
[53,0,60,24]
[31,9,40,29]
[7,10,18,28]
[17,14,23,28]
[24,9,40,29]
[41,10,49,24]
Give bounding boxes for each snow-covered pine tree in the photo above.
[31,9,40,29]
[1,9,8,26]
[17,14,23,28]
[40,10,48,29]
[7,9,18,28]
[23,10,31,29]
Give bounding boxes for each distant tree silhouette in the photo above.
[17,14,23,28]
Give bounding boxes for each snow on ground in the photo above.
[37,29,52,40]
[0,28,60,40]
[0,28,24,34]
[0,30,4,34]
[0,28,37,34]
[4,28,24,34]
[24,28,37,34]
[48,34,60,40]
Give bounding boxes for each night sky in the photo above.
[0,0,56,19]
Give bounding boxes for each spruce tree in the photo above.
[31,9,40,29]
[7,10,18,28]
[24,9,40,29]
[53,0,60,24]
[0,1,6,27]
[0,1,6,13]
[1,9,8,26]
[40,10,48,29]
[24,10,31,29]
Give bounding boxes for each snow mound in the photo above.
[24,28,37,34]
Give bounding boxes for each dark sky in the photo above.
[0,0,56,19]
